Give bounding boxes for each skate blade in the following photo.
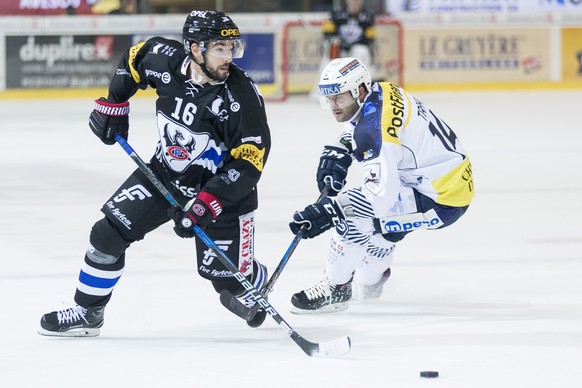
[290,302,349,315]
[37,327,100,337]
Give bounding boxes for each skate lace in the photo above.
[57,306,88,324]
[303,279,331,300]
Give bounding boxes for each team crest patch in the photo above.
[167,146,189,160]
[363,163,382,195]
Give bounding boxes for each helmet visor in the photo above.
[318,92,357,110]
[202,39,245,59]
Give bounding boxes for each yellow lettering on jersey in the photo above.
[231,144,265,172]
[380,82,411,146]
[432,157,475,207]
[128,41,145,83]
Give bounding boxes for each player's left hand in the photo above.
[316,146,352,196]
[289,197,343,239]
[168,192,222,238]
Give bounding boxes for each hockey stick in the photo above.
[114,134,351,357]
[266,184,330,294]
[220,184,330,322]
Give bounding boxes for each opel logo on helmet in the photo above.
[220,29,239,37]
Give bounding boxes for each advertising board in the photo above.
[387,0,582,14]
[0,0,137,15]
[561,28,582,81]
[6,34,131,88]
[404,27,551,83]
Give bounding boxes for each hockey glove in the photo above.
[289,197,344,239]
[316,146,352,196]
[168,192,223,238]
[89,98,130,145]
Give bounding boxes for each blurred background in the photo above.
[1,3,581,386]
[1,0,581,100]
[0,0,388,14]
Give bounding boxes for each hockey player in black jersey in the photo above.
[322,0,375,74]
[39,10,271,336]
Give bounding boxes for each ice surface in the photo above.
[1,90,581,387]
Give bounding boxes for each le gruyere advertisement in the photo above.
[404,27,551,83]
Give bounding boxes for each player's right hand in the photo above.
[289,197,343,239]
[89,97,130,145]
[168,193,223,238]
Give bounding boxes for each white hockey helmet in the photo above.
[318,57,372,104]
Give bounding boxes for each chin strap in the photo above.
[348,88,369,122]
[192,53,222,81]
[347,104,364,123]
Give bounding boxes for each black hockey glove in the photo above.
[89,98,130,145]
[168,192,223,238]
[289,197,343,239]
[316,146,352,196]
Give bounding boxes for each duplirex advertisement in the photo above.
[3,32,278,92]
[404,28,551,83]
[6,35,131,88]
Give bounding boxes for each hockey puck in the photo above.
[420,371,439,378]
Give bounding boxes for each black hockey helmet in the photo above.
[182,10,244,58]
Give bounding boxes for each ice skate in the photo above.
[362,268,391,300]
[290,277,352,314]
[38,305,104,337]
[228,262,268,328]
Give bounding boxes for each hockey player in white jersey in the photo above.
[289,57,474,313]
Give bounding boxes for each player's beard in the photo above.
[333,102,360,122]
[206,63,230,81]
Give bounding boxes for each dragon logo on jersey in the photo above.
[156,112,226,173]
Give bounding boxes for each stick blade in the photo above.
[221,290,352,358]
[294,333,352,358]
[312,336,352,358]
